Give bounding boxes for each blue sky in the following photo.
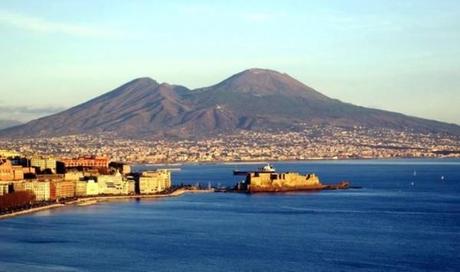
[1,0,459,124]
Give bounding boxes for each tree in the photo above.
[0,191,36,212]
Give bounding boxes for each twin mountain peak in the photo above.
[2,68,459,138]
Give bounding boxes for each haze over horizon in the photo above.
[1,0,459,124]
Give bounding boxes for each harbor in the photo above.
[1,161,353,219]
[1,159,458,272]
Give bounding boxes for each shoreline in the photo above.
[0,188,213,221]
[0,203,65,220]
[133,157,460,167]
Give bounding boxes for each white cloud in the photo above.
[0,105,66,122]
[0,10,122,38]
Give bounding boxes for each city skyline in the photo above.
[1,0,460,124]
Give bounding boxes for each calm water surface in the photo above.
[1,159,459,272]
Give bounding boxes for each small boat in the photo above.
[233,163,276,176]
[258,163,276,173]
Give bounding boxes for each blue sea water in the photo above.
[1,159,459,272]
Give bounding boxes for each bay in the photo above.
[1,159,459,272]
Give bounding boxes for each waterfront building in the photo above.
[50,180,76,200]
[30,156,57,173]
[138,170,171,194]
[0,159,14,181]
[64,171,84,181]
[12,181,25,192]
[82,168,102,176]
[85,179,99,196]
[23,181,51,201]
[61,156,109,170]
[0,182,10,195]
[36,174,64,182]
[97,172,129,195]
[0,159,23,181]
[240,171,322,192]
[128,180,135,194]
[109,162,132,175]
[75,181,87,197]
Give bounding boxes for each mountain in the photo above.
[1,68,460,138]
[0,119,22,130]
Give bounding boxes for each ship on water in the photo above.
[233,163,276,175]
[233,164,349,193]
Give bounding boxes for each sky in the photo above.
[0,0,459,124]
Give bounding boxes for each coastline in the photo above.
[0,188,213,221]
[0,203,65,220]
[2,158,457,221]
[134,157,460,167]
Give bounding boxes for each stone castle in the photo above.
[239,171,324,193]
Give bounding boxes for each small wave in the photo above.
[279,206,460,216]
[0,261,81,272]
[19,239,73,244]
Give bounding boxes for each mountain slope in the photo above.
[2,78,192,137]
[1,68,460,138]
[0,119,22,130]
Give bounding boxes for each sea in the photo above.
[0,159,459,272]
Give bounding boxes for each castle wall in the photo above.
[246,172,323,192]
